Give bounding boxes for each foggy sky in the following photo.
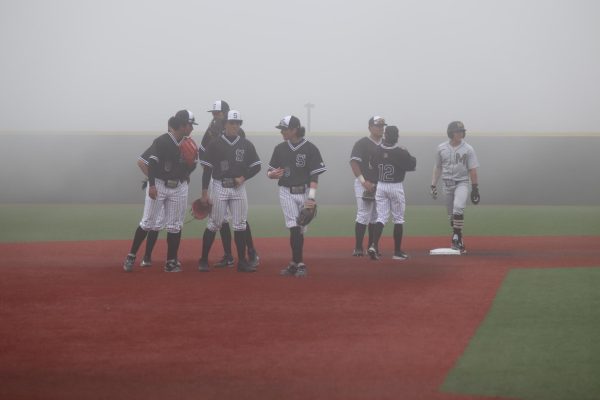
[1,0,599,133]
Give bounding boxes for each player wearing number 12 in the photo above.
[367,126,416,261]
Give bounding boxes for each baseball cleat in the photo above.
[214,255,234,268]
[352,248,364,257]
[280,261,298,276]
[198,259,210,272]
[248,248,260,268]
[164,259,182,272]
[367,245,380,260]
[140,257,152,267]
[237,259,257,273]
[392,251,409,260]
[294,262,307,278]
[123,253,136,272]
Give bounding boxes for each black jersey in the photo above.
[371,144,416,183]
[350,136,381,182]
[199,134,261,180]
[268,139,326,187]
[147,132,195,185]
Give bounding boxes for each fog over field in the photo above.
[0,0,599,133]
[1,1,599,206]
[1,133,599,206]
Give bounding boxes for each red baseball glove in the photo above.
[191,198,211,220]
[180,137,198,167]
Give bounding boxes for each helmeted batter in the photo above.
[367,125,416,261]
[198,110,262,272]
[202,100,259,268]
[123,109,198,272]
[267,115,326,278]
[349,116,386,256]
[430,121,480,253]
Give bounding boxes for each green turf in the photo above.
[0,204,599,242]
[442,268,600,400]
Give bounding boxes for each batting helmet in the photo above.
[447,121,466,138]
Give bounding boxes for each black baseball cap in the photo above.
[368,116,387,127]
[447,121,466,134]
[276,115,301,130]
[384,125,399,144]
[207,100,230,113]
[175,109,198,125]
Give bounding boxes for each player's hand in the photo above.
[471,184,480,204]
[234,176,245,187]
[304,198,316,209]
[268,168,284,179]
[200,194,212,206]
[430,185,438,200]
[148,185,157,200]
[363,181,375,192]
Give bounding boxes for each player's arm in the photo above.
[469,168,478,185]
[137,159,149,177]
[350,159,375,191]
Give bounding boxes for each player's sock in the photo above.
[290,227,302,263]
[371,222,384,249]
[355,222,367,250]
[452,214,464,236]
[144,230,159,260]
[201,229,217,261]
[130,226,149,254]
[233,230,247,261]
[393,224,404,253]
[220,222,232,256]
[367,223,375,249]
[166,231,181,261]
[245,221,255,251]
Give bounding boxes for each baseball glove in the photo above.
[470,184,480,204]
[180,137,198,167]
[296,203,317,226]
[191,198,211,220]
[362,189,376,201]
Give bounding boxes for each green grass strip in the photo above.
[442,267,600,400]
[1,204,599,242]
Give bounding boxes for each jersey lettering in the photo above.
[455,153,468,166]
[220,160,229,172]
[236,149,245,162]
[296,154,306,168]
[378,164,395,182]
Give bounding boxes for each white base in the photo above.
[429,248,461,256]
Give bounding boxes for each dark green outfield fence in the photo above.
[1,133,599,205]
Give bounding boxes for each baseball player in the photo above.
[197,110,262,273]
[136,146,163,267]
[430,121,480,253]
[123,109,198,272]
[267,115,327,277]
[349,116,386,256]
[203,100,259,268]
[367,126,416,261]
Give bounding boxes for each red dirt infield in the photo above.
[1,236,598,400]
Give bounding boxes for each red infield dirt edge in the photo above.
[0,236,598,400]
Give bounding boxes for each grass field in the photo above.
[1,204,599,242]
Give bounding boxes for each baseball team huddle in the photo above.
[123,101,480,277]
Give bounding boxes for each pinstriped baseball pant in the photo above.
[140,179,188,233]
[354,178,377,224]
[375,181,406,225]
[278,186,308,233]
[207,180,248,232]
